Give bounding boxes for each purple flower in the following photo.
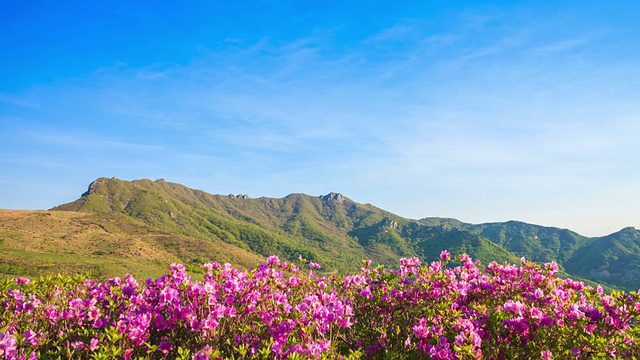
[571,347,581,357]
[544,261,559,273]
[15,277,31,285]
[124,349,133,360]
[193,345,213,360]
[22,328,39,345]
[267,255,280,265]
[541,349,553,360]
[89,337,99,351]
[159,340,173,355]
[0,332,17,357]
[70,341,85,350]
[412,318,429,339]
[583,307,603,321]
[399,257,421,267]
[533,288,544,299]
[440,250,451,261]
[503,300,526,316]
[360,286,372,298]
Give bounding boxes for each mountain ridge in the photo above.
[2,177,638,291]
[64,177,633,239]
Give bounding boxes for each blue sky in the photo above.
[1,1,639,236]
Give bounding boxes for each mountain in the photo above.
[564,227,640,290]
[52,178,407,273]
[1,177,638,291]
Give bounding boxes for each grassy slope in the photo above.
[0,209,262,281]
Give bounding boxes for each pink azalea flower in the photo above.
[440,250,451,261]
[15,277,30,285]
[89,337,99,351]
[22,328,39,345]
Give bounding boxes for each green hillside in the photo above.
[564,227,640,290]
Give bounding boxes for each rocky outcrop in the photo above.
[383,217,398,229]
[230,194,250,199]
[320,192,345,204]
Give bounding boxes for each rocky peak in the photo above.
[320,192,345,204]
[82,177,111,197]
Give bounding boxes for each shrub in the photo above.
[1,252,639,359]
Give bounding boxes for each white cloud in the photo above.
[0,93,41,108]
[533,39,588,54]
[25,129,166,152]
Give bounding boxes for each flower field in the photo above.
[1,252,640,359]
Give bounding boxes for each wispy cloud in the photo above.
[0,93,41,108]
[533,39,588,54]
[26,130,166,152]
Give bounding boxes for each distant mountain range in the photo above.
[2,177,640,291]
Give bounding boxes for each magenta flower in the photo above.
[14,277,30,285]
[267,255,280,265]
[22,328,39,346]
[583,307,603,321]
[544,261,559,273]
[89,338,99,351]
[440,250,452,261]
[1,254,640,359]
[0,332,17,357]
[571,347,581,357]
[541,349,553,359]
[159,340,173,355]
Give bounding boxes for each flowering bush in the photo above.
[1,252,639,359]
